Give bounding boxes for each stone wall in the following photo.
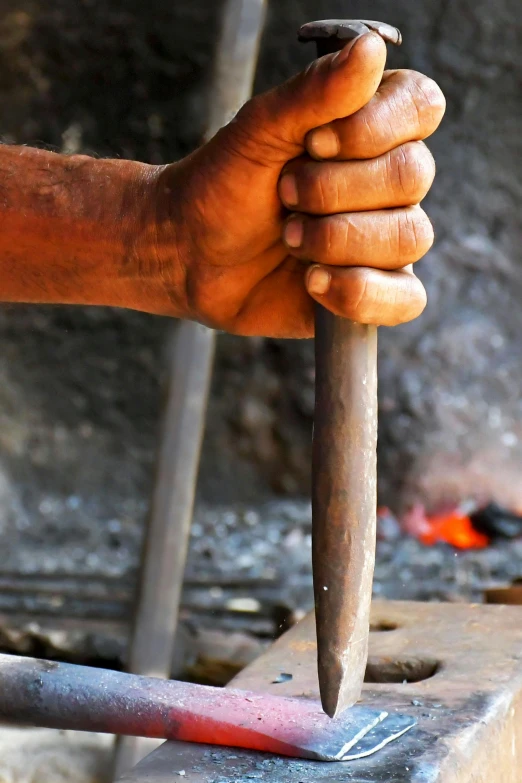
[0,0,521,562]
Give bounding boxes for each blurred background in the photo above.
[0,0,520,778]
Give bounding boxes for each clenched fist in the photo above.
[150,32,445,337]
[0,34,445,336]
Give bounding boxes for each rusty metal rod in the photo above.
[299,20,402,719]
[312,314,378,717]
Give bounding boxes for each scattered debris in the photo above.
[225,597,262,613]
[271,672,293,684]
[484,582,522,605]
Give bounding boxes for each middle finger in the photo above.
[306,70,446,161]
[280,142,436,215]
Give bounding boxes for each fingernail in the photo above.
[284,217,304,248]
[307,126,339,160]
[307,265,331,296]
[279,174,298,207]
[332,36,359,67]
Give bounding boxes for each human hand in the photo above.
[149,32,445,337]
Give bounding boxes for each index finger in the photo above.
[306,70,446,161]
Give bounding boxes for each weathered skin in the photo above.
[0,34,444,337]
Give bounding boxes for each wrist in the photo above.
[88,157,188,318]
[129,160,190,319]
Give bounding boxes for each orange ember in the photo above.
[420,510,490,550]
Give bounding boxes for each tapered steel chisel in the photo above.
[299,20,402,719]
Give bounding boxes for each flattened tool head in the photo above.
[298,20,402,47]
[192,691,416,762]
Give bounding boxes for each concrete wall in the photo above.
[0,0,520,559]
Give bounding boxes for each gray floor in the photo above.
[0,728,114,783]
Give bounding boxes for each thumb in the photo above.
[238,32,387,162]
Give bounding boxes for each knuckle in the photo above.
[231,97,267,142]
[404,286,427,324]
[391,142,436,203]
[335,268,428,326]
[304,167,332,213]
[345,268,374,321]
[185,276,214,324]
[380,70,446,139]
[392,276,428,325]
[318,216,341,262]
[410,72,447,127]
[224,100,270,160]
[411,279,428,315]
[313,177,328,213]
[290,164,334,214]
[396,206,434,262]
[415,73,447,112]
[228,91,297,164]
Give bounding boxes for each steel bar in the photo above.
[114,322,215,776]
[114,1,267,773]
[0,653,414,761]
[124,321,216,683]
[128,0,267,680]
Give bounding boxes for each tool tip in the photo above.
[320,664,364,720]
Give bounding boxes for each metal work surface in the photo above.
[121,601,522,782]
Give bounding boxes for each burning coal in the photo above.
[379,502,522,551]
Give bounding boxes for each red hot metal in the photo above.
[0,653,414,761]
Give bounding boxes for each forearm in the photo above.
[0,145,182,314]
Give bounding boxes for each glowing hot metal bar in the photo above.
[0,653,414,762]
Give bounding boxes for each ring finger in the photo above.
[283,205,434,270]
